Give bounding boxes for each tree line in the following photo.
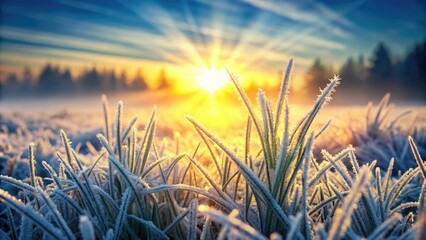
[1,39,425,101]
[0,65,171,98]
[305,39,426,101]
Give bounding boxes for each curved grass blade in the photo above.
[80,216,96,240]
[186,116,293,230]
[198,207,268,240]
[329,166,371,240]
[36,187,75,240]
[128,215,169,240]
[0,189,64,240]
[187,199,198,240]
[114,188,132,240]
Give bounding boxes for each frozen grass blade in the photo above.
[186,116,293,230]
[376,167,384,221]
[257,90,273,187]
[163,208,189,234]
[315,119,332,139]
[56,153,106,231]
[227,70,271,185]
[135,107,156,175]
[79,216,95,240]
[128,215,169,239]
[382,158,394,200]
[114,188,132,240]
[98,134,115,197]
[274,57,293,135]
[227,70,263,143]
[273,76,340,205]
[408,136,426,179]
[158,164,186,239]
[28,143,37,189]
[187,199,198,240]
[114,101,123,160]
[120,116,138,144]
[60,130,82,171]
[389,202,418,216]
[141,184,234,210]
[86,151,107,177]
[7,207,17,240]
[141,154,183,179]
[329,166,371,240]
[301,133,314,239]
[42,161,63,189]
[200,217,211,240]
[348,148,360,176]
[419,181,426,214]
[36,187,75,240]
[19,217,32,240]
[194,126,222,178]
[198,207,268,240]
[0,189,64,240]
[102,95,111,143]
[0,175,36,193]
[184,154,236,207]
[386,167,421,212]
[366,214,402,240]
[308,147,353,187]
[287,213,302,240]
[105,153,146,218]
[52,190,86,216]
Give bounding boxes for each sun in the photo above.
[196,68,229,94]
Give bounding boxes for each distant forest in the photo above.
[0,66,171,98]
[304,40,426,102]
[0,39,425,101]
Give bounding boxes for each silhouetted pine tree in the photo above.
[37,64,63,93]
[400,39,426,99]
[339,57,357,91]
[61,68,73,91]
[22,66,34,86]
[118,70,128,91]
[131,69,148,90]
[106,69,118,91]
[368,42,393,84]
[305,58,331,97]
[157,68,170,89]
[80,67,102,92]
[356,55,367,81]
[4,73,19,92]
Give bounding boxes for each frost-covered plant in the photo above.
[318,93,426,172]
[186,59,425,239]
[0,57,425,240]
[0,104,192,239]
[186,58,340,237]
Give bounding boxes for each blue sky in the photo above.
[0,0,425,83]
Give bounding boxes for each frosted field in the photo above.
[1,90,424,161]
[0,79,426,239]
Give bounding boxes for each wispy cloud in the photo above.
[241,0,356,28]
[0,0,423,82]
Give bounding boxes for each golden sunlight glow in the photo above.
[196,68,229,94]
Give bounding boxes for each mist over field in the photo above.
[0,0,425,239]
